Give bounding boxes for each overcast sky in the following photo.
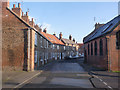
[10,1,118,43]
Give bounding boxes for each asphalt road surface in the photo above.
[20,59,93,89]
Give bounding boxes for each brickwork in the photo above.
[106,25,120,71]
[2,1,28,71]
[2,1,36,71]
[84,37,108,70]
[84,21,120,71]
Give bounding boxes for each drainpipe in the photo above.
[27,28,31,71]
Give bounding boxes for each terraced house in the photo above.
[83,15,120,71]
[41,29,65,61]
[2,0,80,71]
[59,33,79,57]
[2,0,52,71]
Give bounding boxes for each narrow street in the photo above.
[20,59,93,88]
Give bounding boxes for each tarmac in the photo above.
[2,58,120,89]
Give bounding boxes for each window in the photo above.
[44,39,46,48]
[91,43,93,55]
[88,44,89,55]
[94,41,97,55]
[116,30,120,49]
[35,33,37,46]
[51,44,53,48]
[47,41,48,48]
[99,39,103,55]
[64,46,65,50]
[57,45,59,49]
[53,45,55,49]
[34,51,37,63]
[40,36,43,47]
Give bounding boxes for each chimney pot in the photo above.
[73,38,75,42]
[59,32,62,39]
[18,3,21,8]
[32,18,34,22]
[43,28,47,33]
[53,32,56,36]
[69,35,72,40]
[13,4,15,8]
[26,12,28,16]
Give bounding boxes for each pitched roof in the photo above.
[41,32,64,45]
[61,38,76,45]
[83,15,120,43]
[6,7,51,43]
[77,43,83,48]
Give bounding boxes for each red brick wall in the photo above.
[84,24,120,71]
[84,37,108,70]
[107,25,120,71]
[2,2,28,71]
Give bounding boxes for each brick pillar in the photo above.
[106,36,111,71]
[30,29,35,71]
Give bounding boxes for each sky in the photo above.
[9,1,118,43]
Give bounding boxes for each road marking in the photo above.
[108,86,112,89]
[92,74,113,90]
[14,71,43,88]
[103,82,107,85]
[99,79,103,82]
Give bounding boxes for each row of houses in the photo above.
[83,15,120,71]
[2,1,80,71]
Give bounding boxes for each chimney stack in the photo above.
[59,32,62,39]
[95,23,104,29]
[2,0,10,9]
[29,18,34,27]
[22,12,24,16]
[12,3,22,17]
[39,27,42,32]
[69,35,72,40]
[22,12,29,23]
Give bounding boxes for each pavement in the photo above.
[78,58,120,89]
[2,69,42,89]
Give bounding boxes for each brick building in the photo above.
[83,15,120,71]
[34,26,52,69]
[59,33,79,58]
[2,0,80,71]
[41,29,65,61]
[77,43,84,57]
[2,0,50,71]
